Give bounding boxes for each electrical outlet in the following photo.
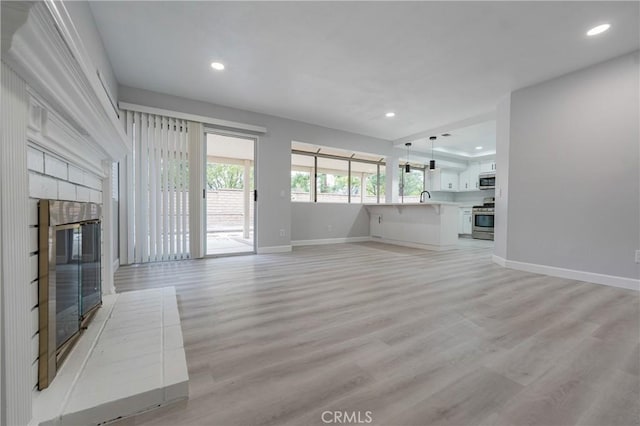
[279,229,285,237]
[636,250,640,264]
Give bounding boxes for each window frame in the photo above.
[291,149,386,204]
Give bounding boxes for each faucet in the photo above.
[420,190,431,203]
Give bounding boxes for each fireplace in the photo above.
[38,200,102,390]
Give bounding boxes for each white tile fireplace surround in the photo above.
[31,287,189,426]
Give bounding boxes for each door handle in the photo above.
[254,190,258,202]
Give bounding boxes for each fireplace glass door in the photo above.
[55,225,81,348]
[39,200,103,390]
[80,221,101,316]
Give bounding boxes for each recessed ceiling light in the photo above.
[587,24,610,36]
[385,112,395,118]
[475,146,483,150]
[210,62,225,71]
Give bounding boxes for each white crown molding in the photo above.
[1,1,130,162]
[27,89,105,177]
[492,255,639,291]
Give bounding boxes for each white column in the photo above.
[101,160,115,294]
[188,121,205,258]
[385,154,400,203]
[309,166,315,202]
[118,152,134,265]
[243,160,251,239]
[493,94,511,261]
[1,61,33,426]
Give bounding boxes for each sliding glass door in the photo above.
[204,132,256,256]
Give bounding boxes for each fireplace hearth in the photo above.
[38,200,102,390]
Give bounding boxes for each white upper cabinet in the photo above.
[428,159,493,192]
[479,160,496,173]
[440,169,459,191]
[458,163,480,191]
[426,169,459,192]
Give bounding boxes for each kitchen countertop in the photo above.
[363,201,460,207]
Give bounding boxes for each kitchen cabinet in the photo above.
[480,160,496,173]
[426,169,459,191]
[458,207,473,235]
[365,202,460,249]
[440,170,459,191]
[458,163,480,191]
[371,214,383,237]
[463,211,472,234]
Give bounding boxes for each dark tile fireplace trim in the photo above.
[38,200,102,390]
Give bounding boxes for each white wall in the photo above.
[453,190,494,205]
[506,51,639,281]
[291,203,370,243]
[119,86,393,250]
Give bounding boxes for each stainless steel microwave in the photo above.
[479,172,495,190]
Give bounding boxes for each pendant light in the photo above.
[405,142,412,173]
[429,136,437,170]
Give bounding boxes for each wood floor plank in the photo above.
[112,242,639,426]
[383,367,523,426]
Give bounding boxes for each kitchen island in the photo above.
[364,202,459,250]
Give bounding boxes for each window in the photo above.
[291,144,385,204]
[291,154,313,202]
[316,157,349,203]
[400,166,425,203]
[365,164,385,204]
[206,163,245,190]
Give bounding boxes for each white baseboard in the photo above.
[491,255,506,267]
[492,256,639,291]
[291,236,372,247]
[256,245,292,254]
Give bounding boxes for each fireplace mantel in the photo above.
[1,1,130,165]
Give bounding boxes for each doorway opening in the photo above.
[205,132,256,256]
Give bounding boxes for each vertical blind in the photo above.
[124,111,190,262]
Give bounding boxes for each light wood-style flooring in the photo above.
[113,242,639,426]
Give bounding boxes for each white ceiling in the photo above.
[90,1,639,141]
[407,120,497,158]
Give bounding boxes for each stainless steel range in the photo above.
[472,197,495,240]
